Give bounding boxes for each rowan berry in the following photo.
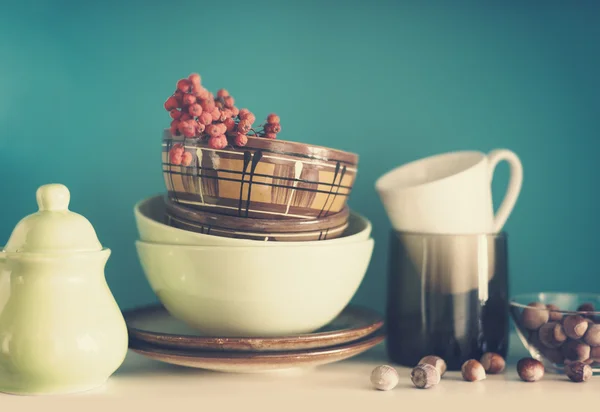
[267,113,280,124]
[188,103,203,117]
[182,93,196,105]
[224,118,236,132]
[194,87,209,100]
[181,151,193,166]
[234,133,248,147]
[208,135,228,149]
[188,73,201,85]
[198,112,212,125]
[176,78,192,93]
[164,96,178,111]
[224,96,234,109]
[238,108,250,119]
[179,120,196,138]
[237,119,252,134]
[211,107,221,122]
[217,122,228,135]
[206,124,221,138]
[173,90,184,107]
[201,99,216,113]
[245,112,256,124]
[169,143,185,164]
[220,109,232,121]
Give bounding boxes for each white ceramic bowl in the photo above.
[135,239,375,337]
[134,195,372,247]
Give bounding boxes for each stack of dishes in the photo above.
[124,304,384,373]
[129,133,379,372]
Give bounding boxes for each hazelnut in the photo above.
[563,315,589,339]
[370,365,399,391]
[546,303,563,322]
[410,363,440,389]
[538,322,562,348]
[461,359,486,382]
[539,347,564,364]
[577,302,596,315]
[590,346,600,361]
[584,324,600,347]
[480,352,505,374]
[565,361,593,382]
[553,323,567,344]
[521,302,549,330]
[418,355,447,377]
[517,358,545,382]
[562,340,591,361]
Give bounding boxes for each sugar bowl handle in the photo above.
[36,184,71,212]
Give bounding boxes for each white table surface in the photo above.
[1,333,597,411]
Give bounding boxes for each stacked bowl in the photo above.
[133,132,375,338]
[162,130,357,241]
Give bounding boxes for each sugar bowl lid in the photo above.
[2,183,103,254]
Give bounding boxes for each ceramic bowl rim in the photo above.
[135,237,374,251]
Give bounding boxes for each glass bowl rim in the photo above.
[391,230,508,238]
[510,292,600,315]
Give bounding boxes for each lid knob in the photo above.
[36,184,70,211]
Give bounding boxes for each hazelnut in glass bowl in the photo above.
[510,292,600,374]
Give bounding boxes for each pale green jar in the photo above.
[0,184,128,395]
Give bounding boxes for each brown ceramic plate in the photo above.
[123,304,383,352]
[128,330,384,373]
[162,131,358,220]
[166,213,349,241]
[165,197,350,231]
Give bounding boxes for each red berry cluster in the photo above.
[164,73,282,165]
[168,143,193,166]
[262,113,282,140]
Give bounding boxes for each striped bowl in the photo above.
[162,131,359,220]
[166,213,349,242]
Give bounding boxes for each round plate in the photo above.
[128,331,384,373]
[123,304,383,352]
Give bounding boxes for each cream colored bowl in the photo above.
[135,239,374,337]
[134,195,372,246]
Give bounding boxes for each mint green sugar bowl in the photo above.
[0,184,128,395]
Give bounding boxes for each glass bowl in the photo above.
[510,292,600,374]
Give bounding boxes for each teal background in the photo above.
[0,1,599,313]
